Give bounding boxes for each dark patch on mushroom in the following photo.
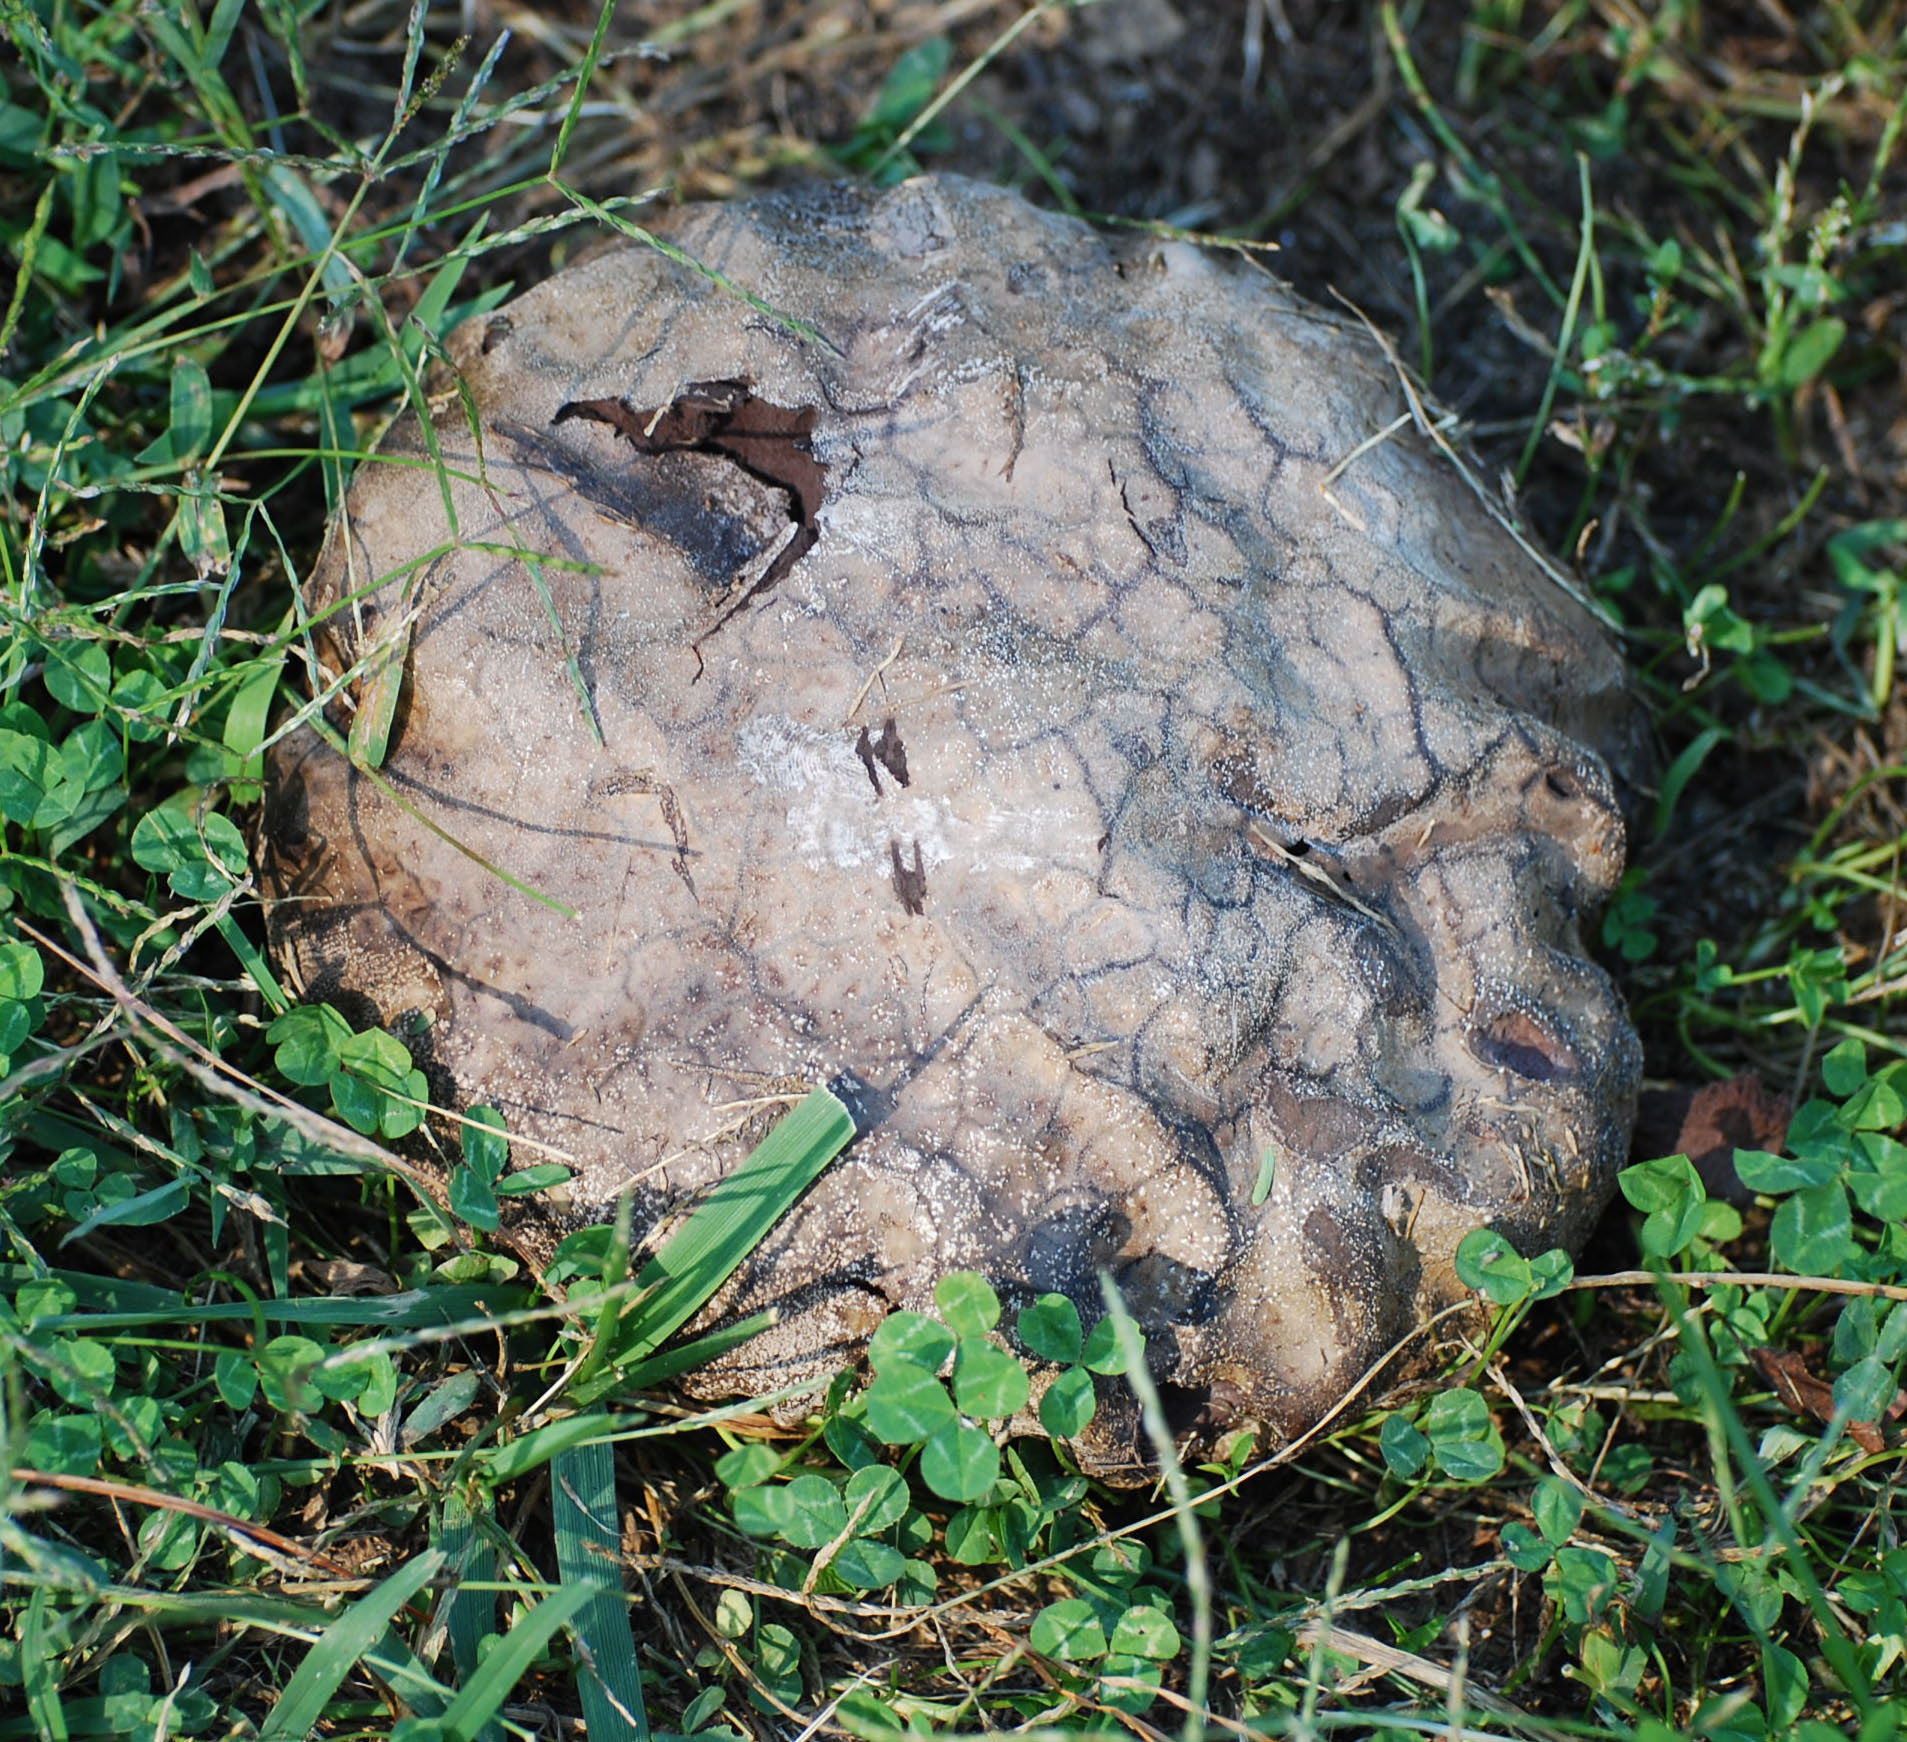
[555,380,825,637]
[854,725,883,796]
[889,838,928,915]
[1471,1008,1578,1084]
[872,717,909,787]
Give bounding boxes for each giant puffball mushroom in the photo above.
[264,174,1645,1479]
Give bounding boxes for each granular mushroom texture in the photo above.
[265,174,1646,1479]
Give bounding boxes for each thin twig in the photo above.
[1572,1269,1907,1303]
[10,1468,356,1578]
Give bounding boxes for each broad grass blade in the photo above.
[477,1411,644,1486]
[259,1549,443,1740]
[619,1308,775,1390]
[552,1439,650,1742]
[621,1085,855,1367]
[434,1490,500,1742]
[434,1584,594,1742]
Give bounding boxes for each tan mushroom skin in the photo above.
[266,175,1645,1478]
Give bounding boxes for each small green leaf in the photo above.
[779,1474,848,1550]
[1455,1228,1533,1305]
[130,803,248,900]
[1776,316,1846,389]
[864,1359,956,1444]
[461,1106,509,1180]
[59,718,123,795]
[1424,1389,1504,1484]
[1527,1248,1575,1299]
[1846,1069,1907,1132]
[59,1175,190,1243]
[831,1536,907,1589]
[1100,1653,1163,1714]
[1770,1181,1853,1275]
[935,1271,1001,1338]
[109,668,168,741]
[269,1003,353,1086]
[0,940,45,1003]
[1618,1154,1707,1259]
[865,36,951,131]
[1734,1148,1840,1192]
[448,1166,500,1232]
[732,1482,796,1540]
[1834,1355,1897,1423]
[330,1027,426,1138]
[1039,1365,1097,1439]
[1651,725,1728,837]
[951,1337,1030,1419]
[838,1689,906,1741]
[221,652,284,795]
[495,1163,571,1195]
[843,1464,909,1533]
[918,1418,999,1502]
[1030,1597,1107,1661]
[25,1411,103,1475]
[215,1350,257,1409]
[823,1402,882,1472]
[944,1505,999,1563]
[1501,1520,1553,1572]
[1822,1037,1869,1098]
[0,727,59,825]
[1082,1310,1144,1376]
[748,1622,802,1713]
[169,356,213,462]
[1548,1546,1617,1624]
[1532,1476,1583,1546]
[869,1310,953,1375]
[257,1334,326,1414]
[715,1443,782,1490]
[1380,1411,1430,1477]
[1109,1604,1180,1660]
[43,640,113,714]
[1016,1294,1082,1365]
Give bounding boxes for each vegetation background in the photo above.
[2,0,1905,1738]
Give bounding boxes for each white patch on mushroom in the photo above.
[737,712,956,873]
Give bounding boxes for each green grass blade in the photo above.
[20,1589,69,1742]
[435,1492,498,1676]
[360,1632,452,1722]
[433,1490,501,1742]
[1657,1280,1875,1718]
[1652,724,1729,838]
[1514,153,1597,488]
[552,1440,650,1742]
[477,1411,645,1487]
[621,1085,856,1367]
[259,1549,444,1740]
[11,1272,527,1331]
[434,1584,594,1742]
[618,1308,777,1389]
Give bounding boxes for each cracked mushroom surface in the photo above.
[266,174,1646,1478]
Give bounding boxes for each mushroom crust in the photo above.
[266,174,1644,1476]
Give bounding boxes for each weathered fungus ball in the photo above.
[265,174,1645,1477]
